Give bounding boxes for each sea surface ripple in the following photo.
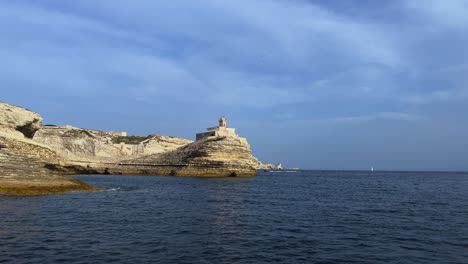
[1,171,468,263]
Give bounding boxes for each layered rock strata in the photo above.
[1,101,260,196]
[0,102,42,139]
[33,126,192,163]
[110,136,258,177]
[0,142,97,195]
[0,103,99,195]
[30,120,257,177]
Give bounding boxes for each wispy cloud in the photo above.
[2,0,468,169]
[405,0,468,28]
[0,0,409,108]
[323,112,422,124]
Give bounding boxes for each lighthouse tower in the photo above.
[196,116,239,141]
[219,117,227,128]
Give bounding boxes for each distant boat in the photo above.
[371,166,374,172]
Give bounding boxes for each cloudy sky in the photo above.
[1,0,468,170]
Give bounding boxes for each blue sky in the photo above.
[1,0,468,170]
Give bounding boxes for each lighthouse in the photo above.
[219,117,227,127]
[196,117,238,141]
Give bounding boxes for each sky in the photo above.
[1,0,468,171]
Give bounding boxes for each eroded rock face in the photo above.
[0,103,99,196]
[142,135,193,155]
[0,102,42,138]
[0,135,99,196]
[1,101,260,193]
[33,126,193,163]
[0,139,7,149]
[33,126,124,162]
[256,163,283,170]
[121,136,258,177]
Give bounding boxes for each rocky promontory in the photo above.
[0,103,98,195]
[1,102,266,195]
[115,135,259,177]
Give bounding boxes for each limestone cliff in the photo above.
[33,126,192,163]
[0,102,98,195]
[257,163,281,170]
[30,122,259,177]
[33,126,126,162]
[141,135,193,155]
[0,102,42,139]
[1,102,261,190]
[117,136,258,177]
[257,162,285,170]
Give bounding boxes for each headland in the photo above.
[0,102,272,195]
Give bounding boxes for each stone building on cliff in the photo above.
[196,117,241,141]
[108,131,128,137]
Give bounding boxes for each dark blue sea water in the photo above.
[1,171,468,264]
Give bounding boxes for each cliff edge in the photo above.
[32,126,192,163]
[0,102,99,195]
[1,102,261,194]
[117,135,258,177]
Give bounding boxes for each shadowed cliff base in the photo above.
[51,163,257,178]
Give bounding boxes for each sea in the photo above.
[1,170,467,264]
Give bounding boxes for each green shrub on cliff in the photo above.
[112,135,152,144]
[79,130,95,138]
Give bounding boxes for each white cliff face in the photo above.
[33,126,193,163]
[0,102,43,139]
[0,102,263,195]
[125,135,258,177]
[142,135,193,155]
[0,102,98,195]
[33,127,124,162]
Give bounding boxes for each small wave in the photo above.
[106,186,140,192]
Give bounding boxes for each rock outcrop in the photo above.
[32,126,193,163]
[0,102,42,139]
[141,135,193,155]
[0,103,99,196]
[33,126,126,163]
[0,139,98,195]
[1,101,261,195]
[257,163,281,170]
[115,136,258,177]
[32,123,258,177]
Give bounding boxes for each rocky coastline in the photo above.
[0,102,269,196]
[0,103,99,195]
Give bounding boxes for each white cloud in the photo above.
[315,112,422,124]
[401,89,468,105]
[405,0,468,28]
[0,0,467,115]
